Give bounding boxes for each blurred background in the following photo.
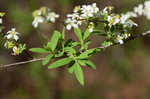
[0,0,150,99]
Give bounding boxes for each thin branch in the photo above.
[0,31,150,70]
[0,58,44,70]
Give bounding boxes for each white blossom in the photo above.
[32,16,44,28]
[6,28,19,41]
[0,18,2,24]
[144,1,150,19]
[12,46,21,55]
[116,35,124,44]
[92,3,99,13]
[65,18,78,30]
[46,12,59,23]
[134,4,144,15]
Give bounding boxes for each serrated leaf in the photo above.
[83,29,91,40]
[74,63,84,86]
[74,28,83,42]
[48,57,72,69]
[29,48,49,53]
[48,31,61,51]
[42,54,53,65]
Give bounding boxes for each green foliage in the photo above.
[74,63,84,86]
[74,28,83,43]
[42,54,53,65]
[83,29,91,40]
[30,48,49,53]
[47,30,61,51]
[48,58,72,69]
[29,26,102,85]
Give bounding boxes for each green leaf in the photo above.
[48,57,72,69]
[74,63,84,86]
[55,51,64,58]
[29,48,49,53]
[48,31,61,51]
[80,40,91,50]
[85,60,96,70]
[78,60,87,66]
[64,47,76,55]
[74,28,83,42]
[68,64,76,74]
[42,54,53,65]
[83,29,91,40]
[62,27,65,40]
[93,29,107,36]
[78,60,96,70]
[77,48,100,59]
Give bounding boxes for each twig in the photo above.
[0,58,44,70]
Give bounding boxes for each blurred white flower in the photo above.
[6,28,19,41]
[144,1,150,19]
[0,18,2,24]
[32,16,44,28]
[81,5,94,18]
[46,12,59,23]
[12,46,21,55]
[134,4,143,15]
[65,18,78,30]
[116,35,124,44]
[92,3,99,13]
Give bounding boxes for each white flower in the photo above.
[12,46,21,55]
[116,35,124,44]
[107,14,120,26]
[0,18,2,24]
[126,12,137,18]
[81,5,94,18]
[73,6,81,13]
[134,4,143,16]
[101,6,113,15]
[32,16,44,28]
[92,3,99,14]
[120,14,129,24]
[88,22,95,32]
[46,12,59,23]
[6,28,19,41]
[65,18,78,30]
[123,32,131,39]
[144,1,150,19]
[67,13,80,20]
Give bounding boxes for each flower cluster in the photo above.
[101,5,138,28]
[32,7,59,28]
[101,7,137,45]
[115,32,131,44]
[4,28,26,55]
[113,0,150,44]
[134,1,150,19]
[65,3,100,32]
